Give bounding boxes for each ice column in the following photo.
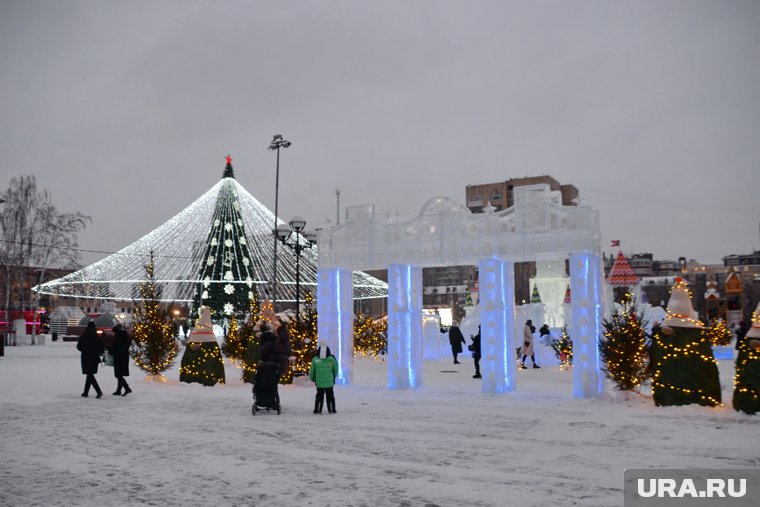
[568,252,604,398]
[478,258,516,394]
[387,264,423,389]
[317,268,354,385]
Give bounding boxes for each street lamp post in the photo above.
[268,135,291,312]
[277,216,316,320]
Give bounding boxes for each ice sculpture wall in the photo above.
[478,258,517,393]
[317,268,354,385]
[317,184,603,397]
[568,253,604,398]
[387,264,423,389]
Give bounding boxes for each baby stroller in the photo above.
[252,361,281,415]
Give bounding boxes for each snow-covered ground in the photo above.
[1,340,757,507]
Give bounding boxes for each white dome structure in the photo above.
[33,161,387,304]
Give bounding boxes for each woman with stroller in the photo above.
[259,320,290,382]
[309,343,338,414]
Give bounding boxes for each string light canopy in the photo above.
[33,157,388,303]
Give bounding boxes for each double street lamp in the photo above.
[268,134,292,312]
[276,216,316,319]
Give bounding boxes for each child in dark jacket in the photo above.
[309,344,339,414]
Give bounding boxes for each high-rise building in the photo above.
[465,175,578,212]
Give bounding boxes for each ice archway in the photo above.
[317,184,606,398]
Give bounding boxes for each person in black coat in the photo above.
[448,321,466,364]
[469,326,482,379]
[111,323,133,396]
[735,320,750,351]
[259,321,292,382]
[77,321,104,398]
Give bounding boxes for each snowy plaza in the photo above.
[1,341,758,507]
[3,2,760,506]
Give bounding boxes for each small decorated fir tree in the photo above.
[221,315,244,361]
[550,328,573,370]
[288,290,318,378]
[733,303,760,415]
[651,278,721,407]
[131,252,179,378]
[706,318,732,347]
[530,285,542,304]
[354,314,388,359]
[599,294,649,392]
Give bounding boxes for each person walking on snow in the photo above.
[111,323,132,396]
[77,321,104,398]
[520,319,540,369]
[448,321,466,364]
[309,344,339,414]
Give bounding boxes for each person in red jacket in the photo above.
[309,344,339,414]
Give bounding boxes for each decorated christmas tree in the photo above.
[131,252,179,378]
[550,327,573,370]
[599,294,649,392]
[706,318,732,347]
[354,314,388,359]
[288,290,318,379]
[221,315,244,361]
[190,156,257,324]
[651,278,721,407]
[733,302,760,415]
[530,285,542,304]
[179,306,225,386]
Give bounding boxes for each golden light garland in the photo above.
[733,339,760,402]
[179,344,225,385]
[650,331,722,407]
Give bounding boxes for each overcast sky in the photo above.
[2,0,759,267]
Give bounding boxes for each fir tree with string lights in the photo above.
[705,318,732,347]
[221,315,243,361]
[733,303,760,415]
[530,285,542,304]
[650,278,721,407]
[354,314,388,359]
[131,251,179,378]
[599,293,649,393]
[550,327,573,370]
[190,155,257,325]
[288,290,318,378]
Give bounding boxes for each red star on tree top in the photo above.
[225,154,233,165]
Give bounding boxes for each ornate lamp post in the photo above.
[277,216,316,319]
[268,134,291,312]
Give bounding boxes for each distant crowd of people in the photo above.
[446,319,545,378]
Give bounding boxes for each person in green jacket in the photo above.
[309,344,339,414]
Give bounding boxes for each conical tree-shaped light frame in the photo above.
[33,158,387,303]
